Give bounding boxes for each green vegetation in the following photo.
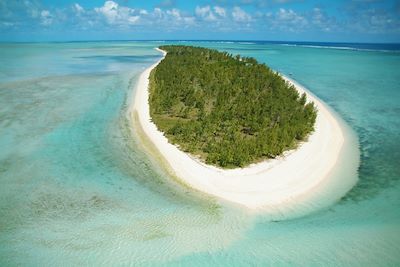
[149,45,317,168]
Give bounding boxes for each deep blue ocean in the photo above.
[0,41,399,266]
[177,40,400,51]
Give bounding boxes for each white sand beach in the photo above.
[129,48,359,213]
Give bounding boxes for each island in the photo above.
[129,45,359,213]
[149,46,317,168]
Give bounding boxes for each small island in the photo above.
[148,45,317,168]
[130,45,358,212]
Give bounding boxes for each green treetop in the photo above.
[148,45,317,168]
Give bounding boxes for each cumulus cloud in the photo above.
[195,6,217,21]
[94,1,139,25]
[277,8,304,23]
[1,0,399,40]
[166,8,181,19]
[95,1,119,24]
[153,7,163,18]
[232,6,252,22]
[148,7,195,28]
[271,8,308,31]
[349,8,400,33]
[40,10,53,26]
[73,3,84,14]
[310,7,337,32]
[214,6,226,17]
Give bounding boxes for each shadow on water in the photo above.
[76,55,161,63]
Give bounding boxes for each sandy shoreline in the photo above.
[129,48,359,214]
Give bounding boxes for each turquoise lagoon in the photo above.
[0,41,399,266]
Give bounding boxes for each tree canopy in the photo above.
[148,45,317,168]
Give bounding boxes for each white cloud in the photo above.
[232,6,252,22]
[2,22,14,27]
[277,8,298,21]
[310,7,334,32]
[147,7,195,28]
[41,10,50,17]
[128,16,139,24]
[167,8,195,24]
[153,7,163,18]
[195,6,217,21]
[166,8,181,19]
[350,8,400,34]
[214,6,226,17]
[273,8,308,31]
[95,1,119,24]
[3,0,395,38]
[40,9,53,26]
[94,0,140,25]
[73,3,84,14]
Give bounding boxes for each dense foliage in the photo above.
[149,45,317,168]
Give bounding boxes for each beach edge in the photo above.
[128,47,359,218]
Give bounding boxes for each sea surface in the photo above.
[0,41,399,266]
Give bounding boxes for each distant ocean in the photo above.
[257,41,400,52]
[0,41,399,266]
[150,40,400,52]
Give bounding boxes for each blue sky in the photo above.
[1,0,399,42]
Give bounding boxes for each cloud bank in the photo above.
[0,0,399,41]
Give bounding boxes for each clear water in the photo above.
[0,41,399,266]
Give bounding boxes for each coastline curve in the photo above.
[129,47,360,219]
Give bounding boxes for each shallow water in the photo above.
[0,41,399,266]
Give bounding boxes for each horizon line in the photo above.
[0,39,400,45]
